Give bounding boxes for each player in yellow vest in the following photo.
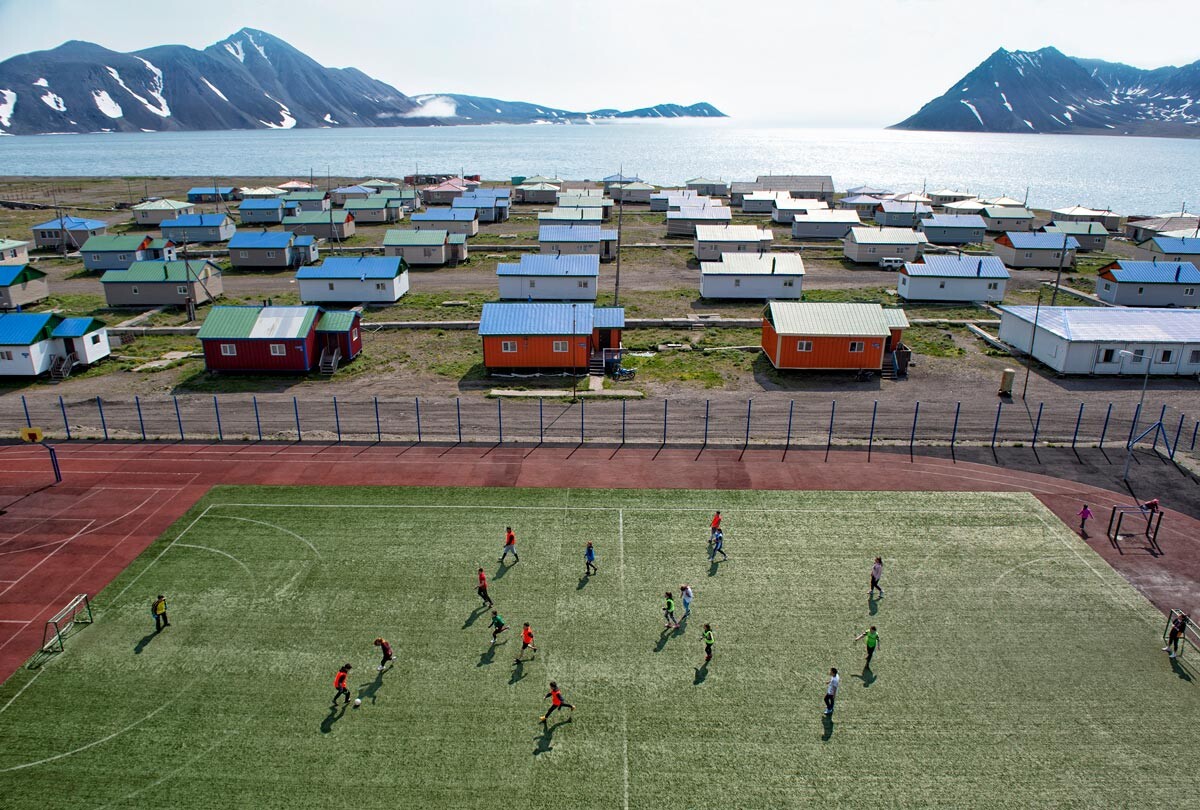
[152,594,170,632]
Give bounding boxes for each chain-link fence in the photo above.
[4,394,1198,458]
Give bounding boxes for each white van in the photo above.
[879,257,906,270]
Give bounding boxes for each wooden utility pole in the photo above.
[614,165,624,306]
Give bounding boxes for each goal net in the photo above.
[40,593,93,654]
[1163,609,1198,659]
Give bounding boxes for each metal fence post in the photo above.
[1191,419,1199,452]
[293,396,302,442]
[213,396,223,442]
[785,400,794,450]
[1099,403,1112,448]
[867,400,878,462]
[374,397,381,442]
[621,400,626,444]
[253,396,263,442]
[825,400,836,462]
[991,401,1002,449]
[950,401,961,453]
[1071,403,1084,450]
[1171,413,1185,460]
[1031,402,1043,447]
[744,400,753,447]
[20,395,30,428]
[1126,402,1142,449]
[333,396,341,443]
[496,398,502,443]
[415,397,422,443]
[703,400,710,447]
[59,395,71,440]
[456,398,462,443]
[135,395,146,441]
[96,397,108,441]
[538,399,544,443]
[662,399,668,444]
[909,401,920,458]
[173,395,183,441]
[580,399,585,444]
[1152,404,1166,451]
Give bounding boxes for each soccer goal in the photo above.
[40,593,94,654]
[1164,609,1198,660]
[1106,505,1162,555]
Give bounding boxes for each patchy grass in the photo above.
[905,326,966,358]
[366,292,494,322]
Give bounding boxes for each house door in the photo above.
[598,329,614,351]
[884,335,893,353]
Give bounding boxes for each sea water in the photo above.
[0,119,1195,214]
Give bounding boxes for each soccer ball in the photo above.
[353,698,362,707]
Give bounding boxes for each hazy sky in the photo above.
[1,0,1197,125]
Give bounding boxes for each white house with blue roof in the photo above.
[238,198,298,225]
[31,216,108,249]
[412,207,479,236]
[917,214,987,245]
[1096,260,1200,307]
[296,256,409,304]
[497,254,599,301]
[993,232,1079,269]
[998,306,1200,376]
[229,230,318,269]
[160,214,236,244]
[0,312,109,377]
[330,185,376,206]
[1136,236,1200,265]
[539,225,618,261]
[899,255,1010,302]
[453,190,511,223]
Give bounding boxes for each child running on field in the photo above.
[332,663,353,706]
[585,542,598,576]
[490,611,508,644]
[708,529,728,562]
[870,557,884,597]
[515,622,537,662]
[703,624,714,663]
[680,584,694,617]
[373,637,394,671]
[499,527,519,564]
[477,568,494,607]
[854,626,880,666]
[663,591,679,628]
[539,681,575,724]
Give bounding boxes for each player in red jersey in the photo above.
[332,663,352,705]
[515,622,538,663]
[373,637,394,671]
[539,681,575,724]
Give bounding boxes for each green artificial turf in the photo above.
[0,487,1196,809]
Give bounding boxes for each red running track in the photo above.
[1,441,1196,684]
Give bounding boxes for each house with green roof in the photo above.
[0,238,30,266]
[383,229,457,266]
[282,210,355,240]
[198,305,361,374]
[342,197,403,224]
[0,264,50,308]
[100,260,223,307]
[81,234,154,271]
[132,199,195,226]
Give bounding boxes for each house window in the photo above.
[796,340,812,352]
[270,344,286,356]
[867,247,877,254]
[375,282,386,291]
[91,334,101,345]
[1132,349,1146,361]
[1101,349,1116,363]
[987,282,999,290]
[938,281,946,289]
[1185,287,1195,296]
[91,254,101,261]
[266,251,276,259]
[1023,252,1033,259]
[1103,282,1112,291]
[734,279,741,287]
[176,285,187,295]
[352,328,359,340]
[0,350,12,360]
[238,251,248,258]
[220,344,237,356]
[1190,350,1200,364]
[117,253,128,261]
[1160,350,1173,363]
[552,340,569,353]
[131,286,139,295]
[849,341,865,353]
[1137,287,1145,295]
[328,282,336,291]
[501,340,518,353]
[529,280,536,288]
[783,279,795,287]
[578,280,589,288]
[423,248,434,257]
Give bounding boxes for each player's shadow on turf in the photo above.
[653,625,684,653]
[478,644,501,667]
[1170,658,1193,682]
[533,719,570,756]
[510,659,527,684]
[133,632,158,655]
[821,714,835,742]
[320,703,347,734]
[357,669,387,705]
[853,665,876,688]
[693,663,708,685]
[494,564,511,580]
[463,606,487,629]
[577,575,589,591]
[707,561,720,577]
[868,595,879,616]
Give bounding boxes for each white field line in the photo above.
[203,502,1018,515]
[1031,511,1150,619]
[0,619,32,623]
[0,670,41,715]
[91,729,237,810]
[105,505,214,608]
[205,515,322,559]
[618,508,629,810]
[172,544,256,585]
[0,519,96,601]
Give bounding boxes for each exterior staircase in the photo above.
[319,347,342,376]
[588,353,606,376]
[49,353,78,383]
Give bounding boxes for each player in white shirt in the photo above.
[824,667,840,715]
[870,557,884,597]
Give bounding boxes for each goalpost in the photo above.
[40,593,94,654]
[1163,609,1198,659]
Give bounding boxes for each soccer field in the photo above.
[0,486,1196,809]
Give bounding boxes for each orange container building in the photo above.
[761,302,909,371]
[479,302,624,372]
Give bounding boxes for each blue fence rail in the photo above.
[5,395,1197,456]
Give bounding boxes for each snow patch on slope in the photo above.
[40,90,65,111]
[33,78,48,88]
[133,57,171,117]
[201,77,228,102]
[960,99,984,126]
[1000,92,1012,111]
[244,31,269,62]
[0,90,15,128]
[224,41,245,62]
[323,113,339,124]
[262,93,296,129]
[92,89,122,118]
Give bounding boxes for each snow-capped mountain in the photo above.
[891,47,1200,138]
[0,28,725,135]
